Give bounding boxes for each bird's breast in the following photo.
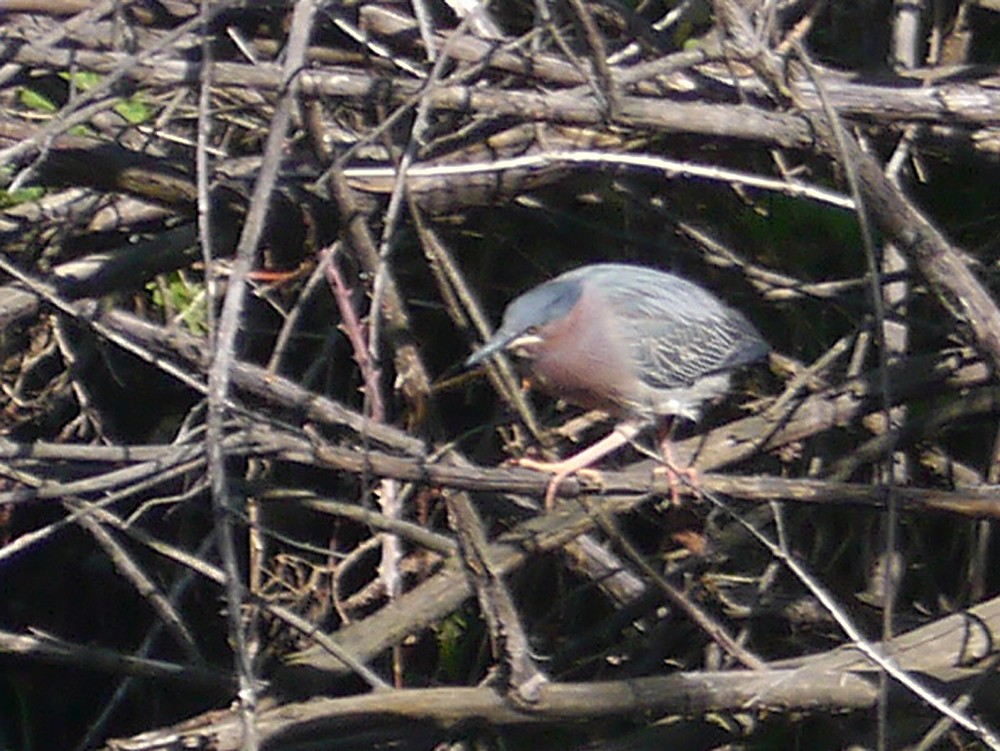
[526,286,641,418]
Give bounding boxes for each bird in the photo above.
[466,263,769,508]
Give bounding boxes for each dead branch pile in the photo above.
[2,1,1000,749]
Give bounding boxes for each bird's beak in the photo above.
[465,331,516,368]
[465,331,544,368]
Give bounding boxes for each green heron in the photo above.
[466,263,769,507]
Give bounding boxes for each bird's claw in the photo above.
[653,463,699,506]
[512,457,604,510]
[510,455,560,473]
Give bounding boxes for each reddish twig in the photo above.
[322,245,385,423]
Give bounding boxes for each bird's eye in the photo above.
[525,325,539,336]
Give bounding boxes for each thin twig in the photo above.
[204,1,320,743]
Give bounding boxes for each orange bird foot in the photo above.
[514,456,604,509]
[653,463,700,506]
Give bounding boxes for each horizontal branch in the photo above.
[115,594,1000,750]
[6,40,1000,160]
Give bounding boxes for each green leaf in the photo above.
[0,186,45,208]
[435,613,468,682]
[59,70,103,90]
[147,272,209,335]
[18,87,57,113]
[114,98,152,125]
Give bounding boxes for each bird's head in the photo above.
[465,278,582,367]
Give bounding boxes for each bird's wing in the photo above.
[603,274,768,391]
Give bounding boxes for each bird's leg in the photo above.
[655,420,698,506]
[515,421,643,509]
